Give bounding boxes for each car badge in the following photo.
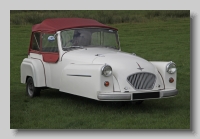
[136,62,144,71]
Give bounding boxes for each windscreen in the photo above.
[61,28,119,50]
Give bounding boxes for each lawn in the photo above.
[10,17,190,129]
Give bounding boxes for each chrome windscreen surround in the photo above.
[127,72,156,90]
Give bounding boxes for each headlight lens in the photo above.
[166,62,176,74]
[102,65,112,77]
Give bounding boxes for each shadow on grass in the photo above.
[38,88,177,113]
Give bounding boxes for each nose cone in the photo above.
[93,51,158,92]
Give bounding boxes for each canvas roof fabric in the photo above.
[32,18,118,32]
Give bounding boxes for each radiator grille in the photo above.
[127,73,156,90]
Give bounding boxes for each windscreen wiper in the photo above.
[68,46,84,49]
[63,46,84,49]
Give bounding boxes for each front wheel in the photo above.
[26,77,41,98]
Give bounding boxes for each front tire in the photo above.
[26,77,41,98]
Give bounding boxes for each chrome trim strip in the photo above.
[98,94,131,100]
[67,74,91,77]
[97,89,178,100]
[161,89,178,97]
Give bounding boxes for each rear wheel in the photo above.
[26,77,41,98]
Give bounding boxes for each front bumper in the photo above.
[97,89,178,101]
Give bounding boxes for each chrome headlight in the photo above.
[102,65,112,77]
[166,62,176,74]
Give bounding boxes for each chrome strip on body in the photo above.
[97,94,131,100]
[162,89,178,97]
[67,74,91,77]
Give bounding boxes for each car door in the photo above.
[29,32,61,89]
[40,32,61,89]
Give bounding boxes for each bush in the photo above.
[145,10,190,19]
[10,10,190,25]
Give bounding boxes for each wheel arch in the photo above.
[21,58,46,87]
[26,75,31,83]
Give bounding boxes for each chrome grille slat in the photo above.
[129,75,133,84]
[139,73,145,89]
[134,74,139,88]
[132,75,136,86]
[137,74,143,89]
[141,73,147,88]
[146,74,153,89]
[144,74,149,88]
[127,73,156,90]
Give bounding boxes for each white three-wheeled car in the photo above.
[21,18,178,103]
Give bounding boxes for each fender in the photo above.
[59,64,114,100]
[20,58,46,87]
[150,61,177,89]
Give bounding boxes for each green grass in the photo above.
[10,18,190,129]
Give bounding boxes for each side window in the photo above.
[42,33,58,52]
[31,32,40,51]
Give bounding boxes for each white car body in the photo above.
[20,18,178,101]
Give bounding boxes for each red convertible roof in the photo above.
[32,18,118,32]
